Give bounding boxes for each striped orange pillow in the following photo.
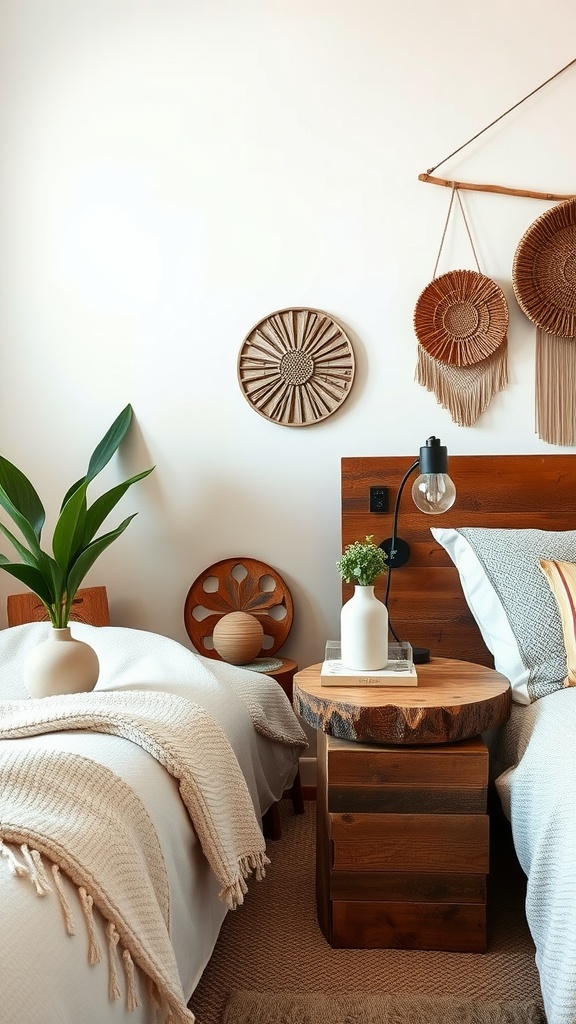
[539,558,576,687]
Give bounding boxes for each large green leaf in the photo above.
[66,514,137,599]
[0,457,45,539]
[86,405,133,483]
[0,557,55,606]
[52,481,88,573]
[0,521,40,567]
[0,482,45,557]
[81,468,154,546]
[45,555,65,602]
[60,476,86,512]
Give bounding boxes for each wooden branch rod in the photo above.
[418,173,576,202]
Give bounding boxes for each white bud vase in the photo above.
[24,627,100,698]
[340,585,389,671]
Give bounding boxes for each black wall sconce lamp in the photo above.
[380,436,456,663]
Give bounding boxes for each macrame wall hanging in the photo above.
[414,186,509,426]
[418,57,576,442]
[513,198,576,446]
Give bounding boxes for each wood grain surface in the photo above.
[294,657,511,744]
[342,453,576,667]
[316,729,490,951]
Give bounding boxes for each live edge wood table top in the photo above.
[293,657,511,746]
[297,658,512,952]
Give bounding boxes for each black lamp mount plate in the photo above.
[379,537,410,569]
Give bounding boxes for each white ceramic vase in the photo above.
[340,585,389,671]
[24,627,100,698]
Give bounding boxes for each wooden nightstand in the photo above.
[293,657,511,952]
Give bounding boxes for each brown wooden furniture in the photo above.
[183,557,303,837]
[300,657,508,951]
[322,452,576,950]
[316,727,489,952]
[294,657,510,745]
[7,586,110,627]
[342,454,576,666]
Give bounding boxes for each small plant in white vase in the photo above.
[336,535,389,672]
[336,534,388,587]
[0,404,154,696]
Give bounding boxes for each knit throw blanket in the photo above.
[0,689,302,1023]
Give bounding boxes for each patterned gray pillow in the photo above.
[432,527,576,702]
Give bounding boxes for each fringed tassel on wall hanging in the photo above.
[414,186,509,425]
[417,342,509,427]
[535,329,576,445]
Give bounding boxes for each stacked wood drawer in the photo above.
[316,729,489,952]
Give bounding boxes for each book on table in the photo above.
[320,641,418,687]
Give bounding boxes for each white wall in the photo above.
[0,2,574,721]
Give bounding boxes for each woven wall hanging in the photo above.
[513,197,576,446]
[414,187,509,426]
[237,307,356,427]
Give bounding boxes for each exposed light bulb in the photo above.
[411,473,456,514]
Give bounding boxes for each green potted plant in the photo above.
[336,535,389,671]
[336,534,388,586]
[0,404,154,695]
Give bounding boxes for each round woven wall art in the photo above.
[414,269,509,367]
[512,197,576,338]
[237,307,355,427]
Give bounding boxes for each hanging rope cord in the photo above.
[420,59,576,200]
[424,58,569,176]
[432,184,481,279]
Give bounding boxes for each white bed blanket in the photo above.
[0,622,307,1024]
[494,688,576,1024]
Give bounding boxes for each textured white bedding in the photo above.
[494,688,576,1024]
[0,622,305,1024]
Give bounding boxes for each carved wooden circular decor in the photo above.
[237,307,356,426]
[184,557,293,659]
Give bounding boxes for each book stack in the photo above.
[320,641,418,687]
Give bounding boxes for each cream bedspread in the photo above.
[494,688,576,1024]
[0,622,307,1024]
[0,688,284,910]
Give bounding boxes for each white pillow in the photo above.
[431,527,576,704]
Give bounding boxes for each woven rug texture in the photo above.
[222,990,546,1024]
[188,800,545,1024]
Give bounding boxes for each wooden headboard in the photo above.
[342,454,576,666]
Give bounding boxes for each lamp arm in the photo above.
[383,457,419,610]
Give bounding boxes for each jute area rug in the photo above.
[222,990,545,1023]
[188,800,545,1024]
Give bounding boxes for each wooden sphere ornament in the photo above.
[212,611,265,665]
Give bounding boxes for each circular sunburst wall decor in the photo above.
[237,307,356,426]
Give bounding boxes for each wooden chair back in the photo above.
[7,586,110,627]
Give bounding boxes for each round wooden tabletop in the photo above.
[293,657,511,745]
